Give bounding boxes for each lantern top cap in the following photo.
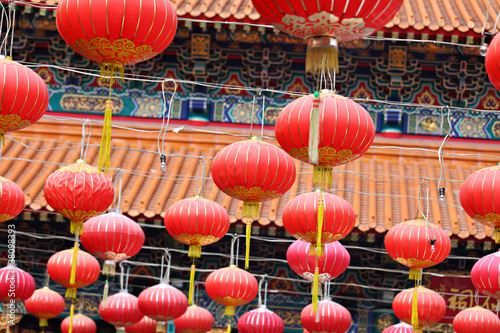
[76,159,86,164]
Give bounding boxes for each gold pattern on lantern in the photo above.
[0,114,31,132]
[60,209,103,224]
[395,258,437,268]
[473,213,500,226]
[288,146,360,166]
[293,231,345,244]
[224,186,280,201]
[175,234,219,246]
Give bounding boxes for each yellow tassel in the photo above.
[98,100,113,174]
[225,306,235,316]
[409,268,422,281]
[40,319,48,327]
[102,280,109,308]
[69,304,75,333]
[155,322,166,332]
[102,261,116,276]
[306,38,339,75]
[309,92,320,165]
[6,322,9,333]
[0,132,4,146]
[227,323,231,333]
[313,166,333,188]
[245,223,251,270]
[70,222,83,235]
[65,288,77,299]
[243,201,259,220]
[188,245,202,258]
[308,244,324,257]
[188,264,195,306]
[312,267,319,313]
[411,288,419,331]
[316,198,324,259]
[495,228,499,243]
[69,244,79,285]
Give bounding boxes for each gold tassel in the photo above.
[312,266,319,313]
[6,321,9,333]
[40,319,48,327]
[306,37,339,75]
[102,261,116,276]
[188,245,202,258]
[227,323,231,333]
[308,244,324,257]
[411,288,419,331]
[69,244,79,285]
[308,91,320,165]
[495,228,499,243]
[409,268,422,281]
[98,100,113,174]
[225,306,235,316]
[65,288,77,299]
[69,304,75,333]
[188,264,195,305]
[70,222,83,235]
[156,322,166,332]
[245,222,251,270]
[316,197,324,258]
[242,201,259,220]
[102,280,109,308]
[313,166,333,188]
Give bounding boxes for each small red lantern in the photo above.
[382,323,414,333]
[25,287,65,328]
[0,57,48,140]
[99,291,144,328]
[453,306,500,333]
[287,239,350,283]
[384,219,451,280]
[205,265,258,316]
[392,286,446,332]
[486,35,500,92]
[126,316,157,333]
[237,305,284,333]
[471,251,500,298]
[47,249,100,298]
[0,266,35,303]
[460,165,500,242]
[301,299,352,333]
[138,282,188,332]
[61,314,97,333]
[173,305,214,333]
[0,177,24,223]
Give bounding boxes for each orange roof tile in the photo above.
[8,117,500,241]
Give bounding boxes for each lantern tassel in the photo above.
[225,306,235,316]
[69,243,79,285]
[245,222,251,270]
[313,166,333,188]
[495,228,499,243]
[411,288,419,331]
[243,201,259,220]
[188,245,202,258]
[312,266,319,313]
[227,323,231,333]
[69,304,75,333]
[316,197,324,258]
[188,264,195,305]
[409,268,422,281]
[102,280,109,308]
[40,319,48,327]
[70,222,83,235]
[65,288,77,299]
[98,100,113,174]
[156,322,166,332]
[308,244,324,257]
[102,260,116,276]
[306,36,339,75]
[308,91,320,165]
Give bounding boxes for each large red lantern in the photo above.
[0,57,48,141]
[25,287,65,329]
[0,266,35,303]
[126,316,157,333]
[453,306,500,333]
[382,323,414,333]
[237,305,284,333]
[250,0,403,74]
[392,286,446,332]
[384,219,451,280]
[275,91,375,186]
[0,177,24,223]
[138,282,188,332]
[486,35,500,92]
[205,265,258,316]
[460,165,500,242]
[61,314,97,333]
[301,299,352,333]
[173,305,214,333]
[99,291,144,328]
[471,251,500,298]
[287,240,350,283]
[211,138,296,268]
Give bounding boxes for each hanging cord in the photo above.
[125,266,130,291]
[260,92,266,137]
[195,158,208,196]
[0,3,12,56]
[437,106,451,204]
[482,0,493,36]
[229,235,238,266]
[249,90,260,137]
[263,280,268,307]
[157,78,178,172]
[257,275,268,307]
[198,157,211,196]
[112,168,124,211]
[119,261,126,291]
[162,250,172,284]
[8,3,14,59]
[79,119,91,161]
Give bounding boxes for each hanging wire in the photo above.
[112,168,124,211]
[119,262,126,291]
[157,78,178,157]
[249,92,258,137]
[8,3,14,59]
[260,92,266,137]
[437,106,452,194]
[482,0,494,36]
[163,250,172,284]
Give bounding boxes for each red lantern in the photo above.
[0,58,48,140]
[61,314,97,333]
[287,239,350,283]
[453,306,500,333]
[275,91,375,186]
[382,323,414,333]
[205,265,258,316]
[471,251,500,298]
[0,177,24,223]
[486,35,500,92]
[81,210,145,276]
[173,305,214,333]
[460,165,500,242]
[126,316,157,333]
[237,305,284,333]
[25,287,65,328]
[250,0,403,74]
[138,282,188,332]
[301,299,352,333]
[392,286,446,332]
[99,291,144,328]
[47,249,100,298]
[384,219,451,280]
[0,266,35,304]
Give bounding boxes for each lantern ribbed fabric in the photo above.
[287,240,350,283]
[205,265,258,316]
[460,165,500,242]
[471,251,500,298]
[382,323,414,333]
[47,249,100,298]
[0,177,25,223]
[237,305,284,333]
[99,291,144,328]
[453,306,500,333]
[43,160,114,235]
[25,287,65,328]
[0,57,48,141]
[173,305,214,333]
[81,210,145,276]
[392,286,446,332]
[0,266,35,303]
[125,316,157,333]
[275,91,375,185]
[384,219,451,280]
[486,34,500,92]
[61,314,97,333]
[301,299,352,333]
[138,282,188,333]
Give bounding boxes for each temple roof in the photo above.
[8,117,499,241]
